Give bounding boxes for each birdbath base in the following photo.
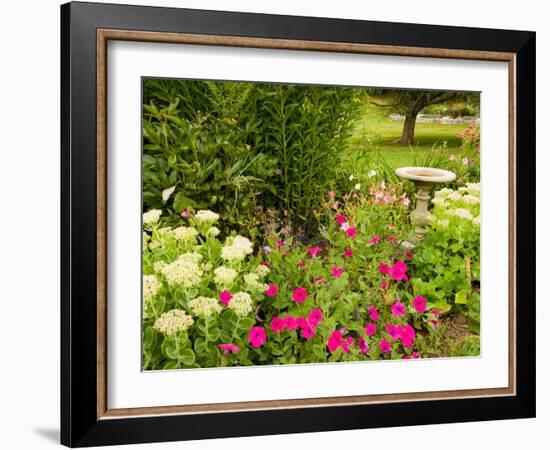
[395,167,456,249]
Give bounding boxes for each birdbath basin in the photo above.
[395,167,456,248]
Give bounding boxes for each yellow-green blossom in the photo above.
[153,309,193,335]
[143,274,160,302]
[160,254,203,287]
[244,273,268,294]
[171,226,199,241]
[221,236,253,261]
[194,210,220,223]
[143,209,162,224]
[228,292,253,317]
[188,296,222,317]
[213,266,238,285]
[255,264,270,278]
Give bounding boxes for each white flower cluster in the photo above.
[213,266,238,286]
[188,296,222,317]
[143,274,160,302]
[194,210,220,223]
[170,226,198,242]
[228,292,254,317]
[153,309,194,335]
[453,208,474,220]
[432,184,480,224]
[431,197,447,206]
[160,253,203,287]
[143,209,162,224]
[255,264,270,278]
[206,226,220,237]
[221,236,253,261]
[243,273,268,294]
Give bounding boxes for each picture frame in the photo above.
[60,1,536,447]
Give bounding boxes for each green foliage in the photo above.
[410,184,480,332]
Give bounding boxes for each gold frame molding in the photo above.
[96,29,516,420]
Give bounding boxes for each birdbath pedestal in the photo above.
[395,166,456,249]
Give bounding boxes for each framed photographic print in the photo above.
[60,1,536,447]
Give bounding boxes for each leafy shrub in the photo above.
[410,183,481,332]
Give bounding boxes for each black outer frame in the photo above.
[61,1,536,447]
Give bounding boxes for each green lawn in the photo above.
[345,104,469,171]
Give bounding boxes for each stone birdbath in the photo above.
[395,166,456,249]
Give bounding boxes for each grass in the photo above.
[344,103,469,172]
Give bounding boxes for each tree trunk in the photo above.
[394,107,420,145]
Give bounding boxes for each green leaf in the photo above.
[455,290,468,305]
[181,349,196,366]
[194,337,207,354]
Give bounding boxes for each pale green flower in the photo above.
[214,266,238,285]
[171,226,199,241]
[154,309,194,335]
[160,254,202,287]
[143,209,162,224]
[188,296,222,317]
[194,210,220,223]
[228,292,253,317]
[221,236,253,261]
[244,273,268,294]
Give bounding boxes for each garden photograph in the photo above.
[140,78,481,371]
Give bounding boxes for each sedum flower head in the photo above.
[160,254,203,287]
[206,226,221,238]
[447,192,463,201]
[255,264,270,278]
[194,210,220,223]
[188,296,222,317]
[228,292,253,317]
[143,209,162,224]
[431,197,447,206]
[434,188,453,198]
[170,226,198,242]
[214,266,238,286]
[221,236,253,261]
[244,273,268,294]
[143,274,160,302]
[453,208,473,220]
[462,194,480,204]
[154,309,194,335]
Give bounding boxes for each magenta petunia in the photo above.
[292,287,308,303]
[248,326,266,348]
[218,343,239,355]
[390,260,408,281]
[385,324,402,340]
[307,246,322,258]
[379,262,391,275]
[387,236,397,244]
[365,323,377,336]
[381,281,389,291]
[358,337,369,353]
[346,227,358,239]
[328,330,343,353]
[219,290,233,306]
[265,284,279,297]
[379,339,391,353]
[343,248,353,258]
[412,352,421,359]
[270,317,285,334]
[406,251,414,260]
[296,317,308,329]
[301,326,316,339]
[308,309,323,328]
[283,316,299,330]
[180,209,190,218]
[331,267,344,278]
[369,234,381,245]
[391,301,406,317]
[412,295,427,313]
[401,324,416,349]
[335,215,347,225]
[368,306,379,322]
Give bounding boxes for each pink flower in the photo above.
[365,323,377,336]
[449,154,456,161]
[301,326,316,339]
[297,261,306,269]
[346,227,358,239]
[218,343,239,355]
[328,191,336,198]
[391,301,406,317]
[462,157,469,165]
[379,339,391,353]
[401,195,410,206]
[381,281,389,291]
[292,287,308,303]
[379,263,391,275]
[385,324,402,340]
[263,246,272,255]
[343,248,353,257]
[296,317,308,329]
[368,306,379,322]
[265,284,279,297]
[307,246,322,258]
[390,260,408,281]
[369,235,381,245]
[406,251,414,260]
[248,326,266,348]
[413,295,427,313]
[346,337,355,346]
[358,337,369,353]
[401,324,416,349]
[270,317,285,334]
[219,290,233,306]
[328,330,343,353]
[283,316,299,330]
[180,209,190,218]
[308,309,323,328]
[315,275,324,285]
[341,222,350,232]
[331,267,344,278]
[335,215,347,225]
[412,352,421,359]
[387,236,396,244]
